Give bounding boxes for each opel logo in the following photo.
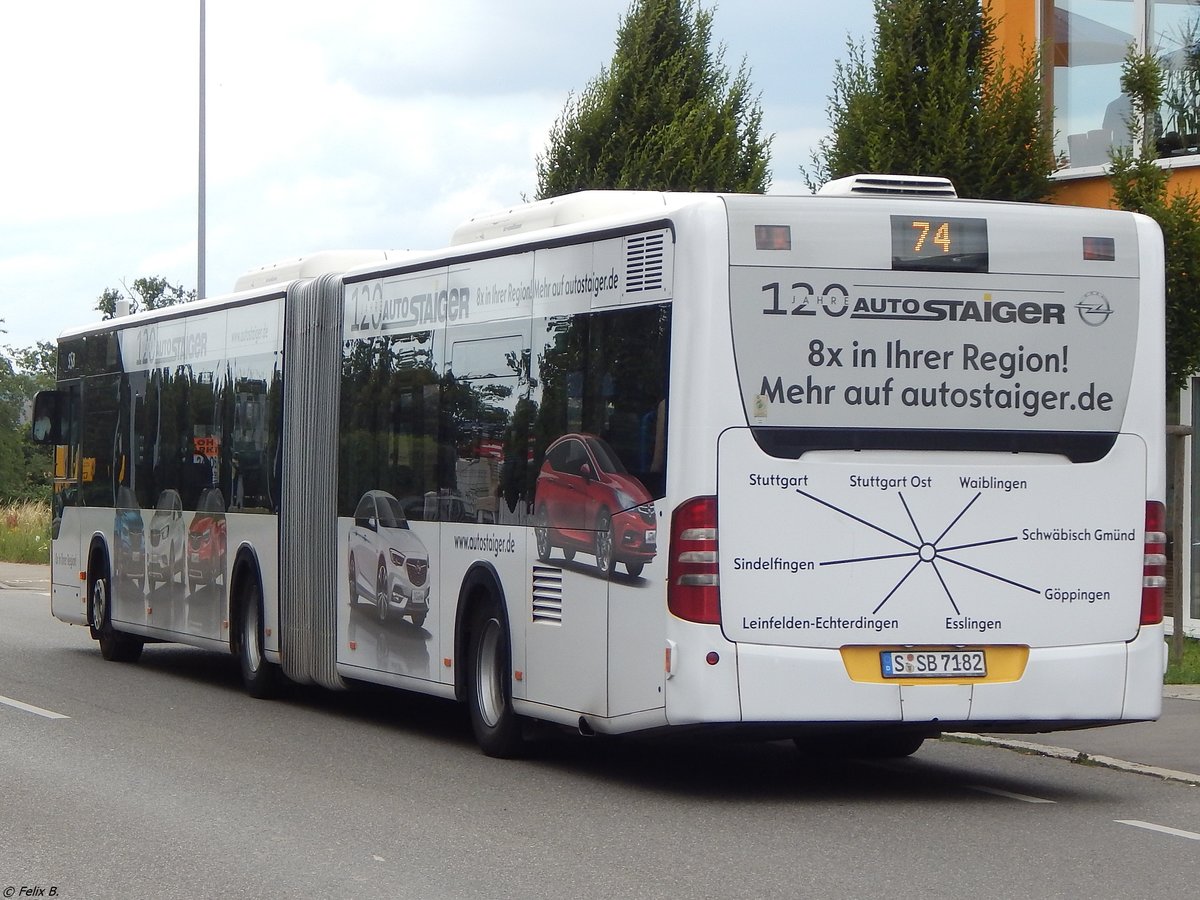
[1075,291,1113,326]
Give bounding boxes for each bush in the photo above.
[1166,636,1200,684]
[0,500,51,564]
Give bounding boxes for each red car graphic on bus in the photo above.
[187,488,227,588]
[534,433,657,578]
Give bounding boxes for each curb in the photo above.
[943,733,1200,786]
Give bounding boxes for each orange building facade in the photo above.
[995,0,1200,635]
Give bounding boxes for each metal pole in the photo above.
[198,0,206,300]
[1168,423,1192,666]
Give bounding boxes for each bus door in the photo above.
[36,381,87,624]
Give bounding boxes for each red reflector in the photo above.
[1083,236,1115,261]
[755,224,792,250]
[667,496,721,624]
[1142,501,1166,626]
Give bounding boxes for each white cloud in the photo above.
[0,0,876,348]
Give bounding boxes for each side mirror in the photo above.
[31,390,65,444]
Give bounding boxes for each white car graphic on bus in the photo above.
[348,490,431,627]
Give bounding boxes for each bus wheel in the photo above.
[238,579,280,699]
[594,512,615,576]
[467,598,524,758]
[90,564,143,663]
[794,732,925,760]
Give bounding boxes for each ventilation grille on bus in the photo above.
[532,565,564,624]
[817,174,958,198]
[626,232,665,293]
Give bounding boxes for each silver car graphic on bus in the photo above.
[146,488,186,587]
[348,490,431,628]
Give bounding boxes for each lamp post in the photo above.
[198,0,206,300]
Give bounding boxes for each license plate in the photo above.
[881,649,987,678]
[645,530,657,546]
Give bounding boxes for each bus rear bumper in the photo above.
[730,628,1165,729]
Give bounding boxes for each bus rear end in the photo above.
[665,186,1165,742]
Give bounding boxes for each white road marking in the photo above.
[969,785,1056,804]
[1116,820,1200,841]
[0,694,70,719]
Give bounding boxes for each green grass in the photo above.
[0,500,51,564]
[1166,635,1200,685]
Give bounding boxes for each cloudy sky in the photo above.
[0,0,875,352]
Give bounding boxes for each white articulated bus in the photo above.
[34,175,1167,758]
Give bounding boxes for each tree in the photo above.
[0,336,56,501]
[1108,48,1200,392]
[806,0,1056,201]
[535,0,771,198]
[96,276,196,318]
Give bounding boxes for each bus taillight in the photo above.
[1142,501,1167,626]
[668,496,720,625]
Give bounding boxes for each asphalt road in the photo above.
[3,582,1200,900]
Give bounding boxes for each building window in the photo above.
[1051,0,1200,168]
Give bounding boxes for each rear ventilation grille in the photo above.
[626,233,665,293]
[817,174,958,198]
[532,565,564,623]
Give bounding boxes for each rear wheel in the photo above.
[347,555,359,608]
[90,562,143,663]
[625,561,644,578]
[794,732,926,760]
[467,597,524,758]
[238,578,281,699]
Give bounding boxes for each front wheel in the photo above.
[239,579,281,699]
[467,598,524,758]
[90,564,143,663]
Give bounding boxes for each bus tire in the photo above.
[467,596,524,758]
[237,577,281,699]
[794,732,926,760]
[89,560,143,663]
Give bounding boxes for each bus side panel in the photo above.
[336,518,443,685]
[50,506,86,626]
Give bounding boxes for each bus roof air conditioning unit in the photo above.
[817,174,958,198]
[451,191,668,245]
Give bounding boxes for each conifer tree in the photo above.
[807,0,1054,201]
[535,0,770,198]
